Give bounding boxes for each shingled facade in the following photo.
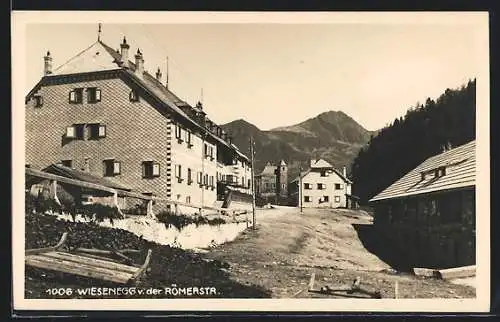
[369,140,476,269]
[25,38,252,213]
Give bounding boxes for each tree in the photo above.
[351,79,476,204]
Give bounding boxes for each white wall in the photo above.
[298,169,351,208]
[171,124,217,214]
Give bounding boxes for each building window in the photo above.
[320,170,327,177]
[210,176,215,190]
[204,144,209,158]
[248,179,251,189]
[335,183,343,190]
[334,196,341,203]
[323,196,330,202]
[103,159,121,177]
[34,95,43,108]
[185,130,193,148]
[317,183,326,190]
[186,196,191,204]
[197,171,203,185]
[86,87,101,103]
[143,161,160,178]
[69,88,84,104]
[176,125,183,142]
[129,89,139,102]
[304,196,311,202]
[61,160,72,168]
[304,183,312,190]
[174,164,183,182]
[66,124,85,140]
[88,124,106,140]
[187,168,193,185]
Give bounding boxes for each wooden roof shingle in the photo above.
[369,140,475,202]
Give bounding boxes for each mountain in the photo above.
[221,111,373,180]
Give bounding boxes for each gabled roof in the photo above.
[258,162,276,176]
[42,163,132,191]
[29,39,249,163]
[310,159,333,168]
[290,166,352,184]
[52,41,120,75]
[369,140,475,202]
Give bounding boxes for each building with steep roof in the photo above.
[25,34,252,213]
[288,159,354,209]
[369,140,476,269]
[254,160,288,203]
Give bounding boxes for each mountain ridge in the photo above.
[221,110,373,179]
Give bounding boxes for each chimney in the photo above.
[155,67,162,82]
[120,37,130,67]
[343,166,347,178]
[135,48,144,76]
[43,51,52,75]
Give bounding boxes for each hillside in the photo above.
[221,111,372,179]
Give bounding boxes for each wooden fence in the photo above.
[25,168,249,218]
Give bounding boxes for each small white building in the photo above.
[289,159,355,208]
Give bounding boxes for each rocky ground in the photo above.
[24,207,475,299]
[205,207,476,299]
[24,212,270,299]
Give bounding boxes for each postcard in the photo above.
[12,10,490,313]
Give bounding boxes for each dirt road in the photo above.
[205,207,476,299]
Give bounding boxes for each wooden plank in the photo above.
[26,255,132,284]
[72,251,141,268]
[43,252,138,274]
[437,265,476,280]
[26,168,117,194]
[130,249,153,283]
[413,267,438,278]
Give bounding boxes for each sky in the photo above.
[25,19,484,131]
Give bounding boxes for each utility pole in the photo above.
[299,166,303,213]
[250,136,256,229]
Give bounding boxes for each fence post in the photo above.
[51,180,61,206]
[146,199,154,218]
[113,191,124,217]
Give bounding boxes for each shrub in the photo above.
[75,203,124,223]
[156,211,226,231]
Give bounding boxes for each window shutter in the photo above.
[69,91,76,103]
[176,125,181,139]
[153,163,160,176]
[66,126,75,138]
[142,162,146,177]
[197,172,202,184]
[113,161,121,175]
[95,89,101,102]
[36,96,43,107]
[98,125,106,137]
